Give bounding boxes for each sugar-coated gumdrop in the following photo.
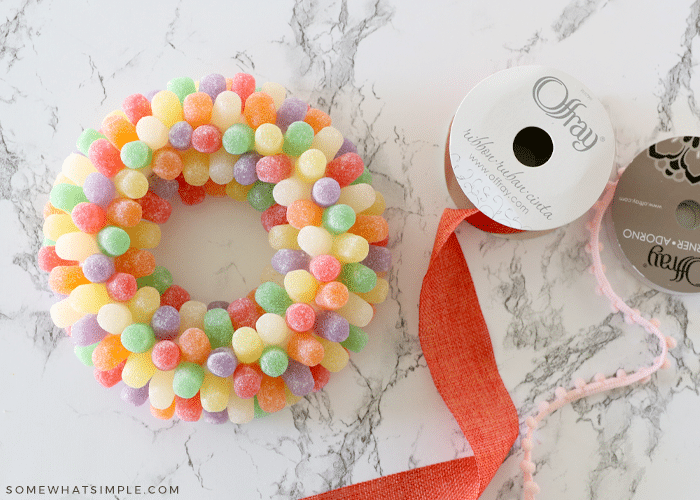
[283,120,314,157]
[160,284,190,310]
[339,263,377,293]
[285,303,315,332]
[169,121,193,151]
[151,305,180,339]
[151,90,184,128]
[223,123,254,155]
[315,281,349,310]
[83,172,116,208]
[137,191,172,224]
[276,98,308,132]
[71,202,107,234]
[314,310,350,342]
[256,154,292,184]
[297,226,333,257]
[151,340,181,371]
[203,308,234,349]
[114,248,156,278]
[71,314,109,347]
[121,382,150,406]
[286,332,324,366]
[255,281,293,315]
[102,114,139,150]
[173,362,205,399]
[211,91,242,131]
[233,152,261,186]
[178,327,211,364]
[96,303,132,335]
[123,94,152,125]
[326,153,364,187]
[121,322,156,353]
[38,246,77,272]
[254,123,284,156]
[76,129,106,156]
[88,138,124,178]
[94,360,126,388]
[92,334,131,371]
[50,183,89,213]
[175,393,203,422]
[261,204,288,232]
[49,265,90,295]
[207,347,238,378]
[199,73,227,101]
[227,297,261,329]
[245,92,276,129]
[257,375,286,413]
[82,253,115,283]
[304,108,332,134]
[233,363,262,399]
[282,359,315,396]
[296,149,327,183]
[334,137,358,159]
[97,226,131,257]
[231,73,256,108]
[191,125,222,154]
[106,272,138,301]
[231,326,264,363]
[259,346,288,377]
[322,204,356,235]
[183,92,213,128]
[247,181,275,211]
[167,77,197,104]
[312,177,341,208]
[310,364,331,391]
[341,324,369,353]
[106,198,142,227]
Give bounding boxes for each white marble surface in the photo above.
[2,0,700,499]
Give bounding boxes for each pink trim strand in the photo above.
[519,175,676,500]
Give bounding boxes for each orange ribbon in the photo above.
[304,208,519,499]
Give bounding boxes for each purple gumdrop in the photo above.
[334,138,358,159]
[72,314,109,346]
[150,177,179,200]
[276,98,308,132]
[169,121,193,150]
[233,153,261,186]
[145,89,160,101]
[282,359,315,396]
[314,311,349,342]
[121,382,149,407]
[82,253,115,283]
[151,305,180,340]
[206,347,238,378]
[361,245,392,273]
[271,249,311,275]
[312,177,341,208]
[83,172,116,208]
[199,73,227,101]
[207,300,229,311]
[202,409,229,424]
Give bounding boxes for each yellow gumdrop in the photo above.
[178,301,207,332]
[127,286,160,323]
[296,149,327,183]
[254,123,284,156]
[317,337,349,372]
[113,168,149,199]
[151,90,184,128]
[272,177,311,206]
[362,191,386,216]
[181,150,210,186]
[122,351,156,388]
[261,82,287,109]
[311,126,344,162]
[55,232,99,262]
[211,91,242,131]
[336,292,373,327]
[123,221,161,249]
[332,233,370,263]
[225,179,252,201]
[200,371,232,412]
[358,278,389,304]
[227,391,254,424]
[69,283,112,314]
[269,224,301,250]
[255,313,291,345]
[50,298,84,328]
[136,116,169,150]
[297,226,333,257]
[337,184,376,214]
[149,369,175,409]
[231,327,264,363]
[62,153,97,186]
[43,214,79,241]
[96,303,133,335]
[283,270,318,303]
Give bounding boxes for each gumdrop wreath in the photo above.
[39,72,391,424]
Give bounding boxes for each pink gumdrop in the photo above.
[88,138,124,178]
[325,153,364,187]
[160,285,190,310]
[151,340,181,371]
[309,254,342,282]
[261,204,288,232]
[231,73,256,110]
[310,364,331,392]
[286,303,316,332]
[106,272,138,301]
[94,360,126,388]
[227,298,260,329]
[71,202,107,234]
[233,364,262,399]
[255,155,292,184]
[137,190,172,224]
[38,246,77,272]
[191,125,222,154]
[122,94,152,125]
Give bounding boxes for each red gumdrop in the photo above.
[231,73,256,110]
[285,303,316,332]
[261,204,288,232]
[114,248,156,278]
[38,246,77,272]
[310,364,331,392]
[374,235,389,247]
[151,340,181,371]
[204,179,227,197]
[175,393,202,422]
[160,285,190,310]
[106,272,138,301]
[137,190,172,224]
[71,202,107,234]
[257,375,286,413]
[177,177,206,206]
[94,359,126,388]
[325,153,364,187]
[88,138,124,178]
[309,254,342,282]
[233,364,263,399]
[256,155,292,184]
[227,297,261,329]
[151,401,176,420]
[122,94,152,125]
[191,125,222,154]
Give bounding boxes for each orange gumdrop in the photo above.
[304,108,332,134]
[178,328,211,365]
[101,115,139,150]
[314,281,349,310]
[114,247,156,278]
[92,334,131,371]
[348,215,389,243]
[48,265,90,295]
[286,199,322,229]
[43,201,65,218]
[244,92,276,129]
[152,147,183,180]
[151,400,176,420]
[204,178,227,197]
[107,198,142,227]
[286,332,325,366]
[246,289,266,316]
[257,374,286,413]
[183,92,213,129]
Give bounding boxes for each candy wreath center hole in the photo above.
[151,197,274,303]
[512,126,553,167]
[675,199,700,230]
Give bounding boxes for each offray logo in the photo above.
[648,244,700,287]
[532,76,599,152]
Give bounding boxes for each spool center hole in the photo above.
[513,126,553,167]
[676,199,700,230]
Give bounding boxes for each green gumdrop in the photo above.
[253,396,269,419]
[322,204,356,235]
[247,181,275,211]
[222,123,254,154]
[255,281,293,316]
[351,167,373,185]
[74,342,99,366]
[203,308,234,349]
[136,266,173,294]
[120,323,156,353]
[76,128,106,156]
[120,140,153,169]
[340,325,369,353]
[167,77,197,104]
[96,226,131,257]
[283,121,314,157]
[43,238,56,247]
[50,184,89,213]
[173,362,205,399]
[259,346,288,377]
[339,263,377,293]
